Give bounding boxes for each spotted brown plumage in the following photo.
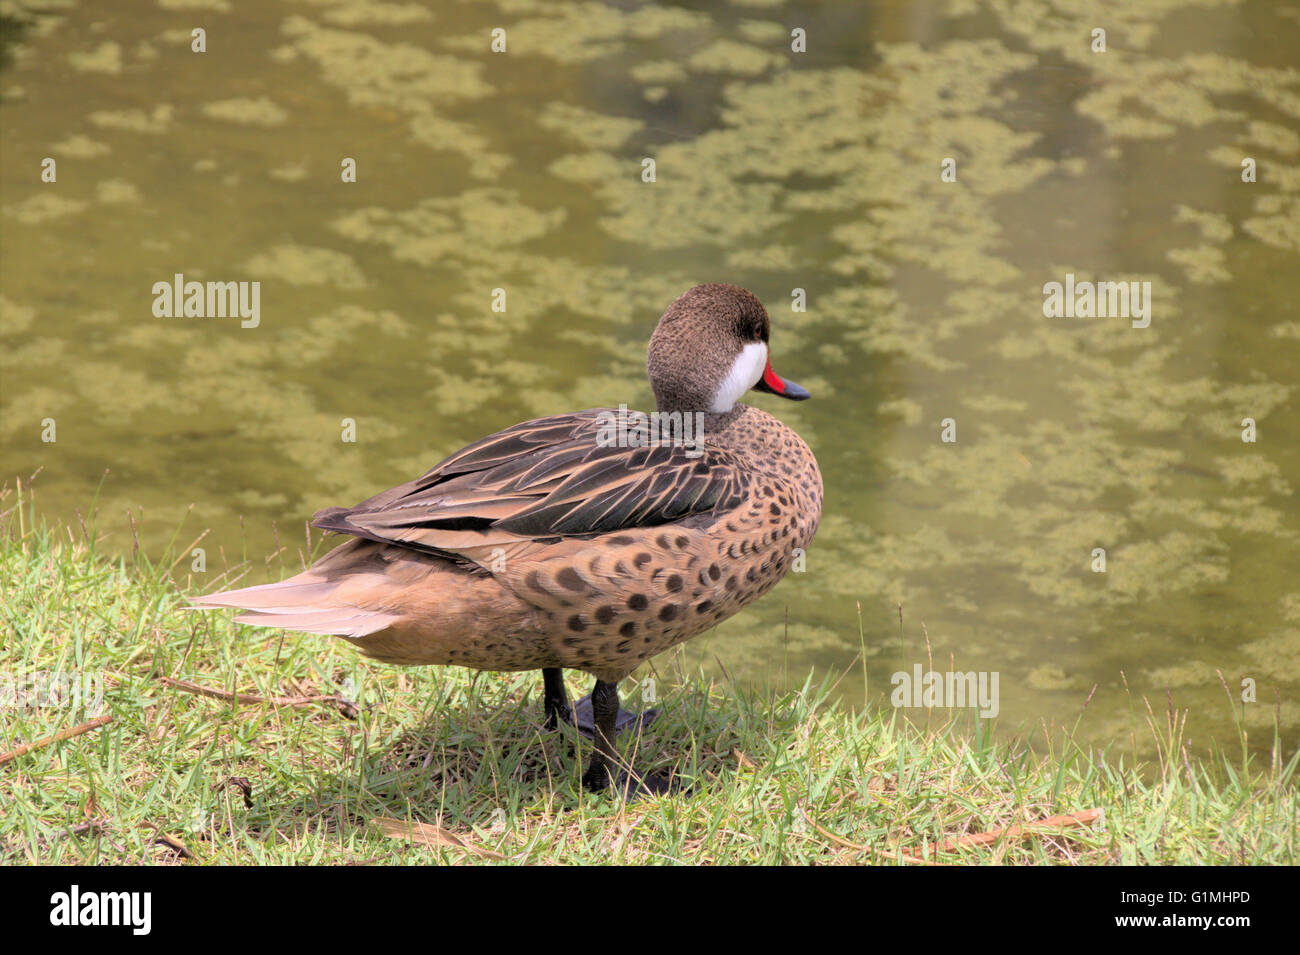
[194,283,822,797]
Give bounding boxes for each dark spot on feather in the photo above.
[609,535,635,545]
[620,621,637,637]
[557,567,585,591]
[659,605,678,622]
[567,615,586,632]
[526,571,547,593]
[665,574,683,592]
[627,593,648,611]
[656,533,671,549]
[595,605,616,624]
[708,563,721,580]
[696,600,713,614]
[769,503,781,516]
[675,535,689,548]
[634,552,652,569]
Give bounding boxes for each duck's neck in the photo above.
[652,400,744,433]
[702,405,744,430]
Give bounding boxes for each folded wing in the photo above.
[311,409,745,562]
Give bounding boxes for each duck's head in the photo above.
[647,284,810,414]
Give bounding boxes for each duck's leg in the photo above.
[542,667,571,730]
[581,679,675,798]
[571,688,659,736]
[544,667,658,738]
[581,679,622,792]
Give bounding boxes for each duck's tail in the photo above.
[190,542,400,638]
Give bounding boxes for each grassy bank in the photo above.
[2,493,1296,865]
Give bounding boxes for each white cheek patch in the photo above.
[709,342,768,413]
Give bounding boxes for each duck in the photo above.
[194,284,823,796]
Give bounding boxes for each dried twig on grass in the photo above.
[930,808,1104,855]
[812,807,1103,863]
[65,818,107,839]
[152,830,193,860]
[221,776,254,809]
[811,821,938,866]
[160,676,343,708]
[373,817,506,861]
[0,714,114,767]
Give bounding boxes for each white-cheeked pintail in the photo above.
[195,283,823,796]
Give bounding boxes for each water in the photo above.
[3,0,1297,761]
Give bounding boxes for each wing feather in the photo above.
[311,409,745,556]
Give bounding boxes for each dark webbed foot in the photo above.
[571,693,659,738]
[541,668,657,738]
[579,678,683,800]
[584,768,685,800]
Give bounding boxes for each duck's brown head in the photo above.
[647,284,809,414]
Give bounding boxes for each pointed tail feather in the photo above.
[230,608,398,638]
[191,579,338,613]
[192,576,398,638]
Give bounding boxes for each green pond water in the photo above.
[2,0,1298,761]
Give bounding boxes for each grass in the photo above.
[1,485,1296,865]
